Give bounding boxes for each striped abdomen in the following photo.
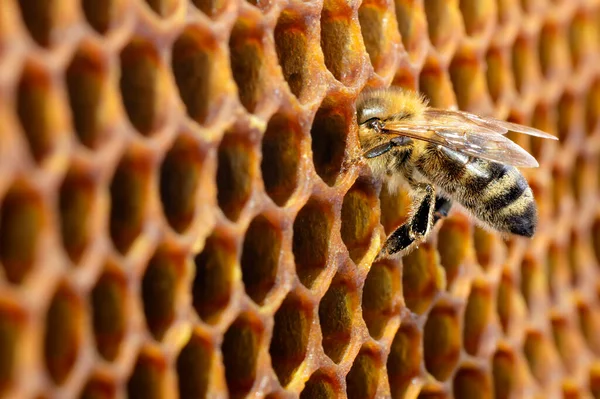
[416,145,537,237]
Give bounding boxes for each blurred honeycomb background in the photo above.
[0,0,599,398]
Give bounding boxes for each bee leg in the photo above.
[433,196,453,224]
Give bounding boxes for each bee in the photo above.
[356,88,558,258]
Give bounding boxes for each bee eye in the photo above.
[364,118,382,132]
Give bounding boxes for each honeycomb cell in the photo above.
[379,186,411,236]
[192,0,227,17]
[300,370,338,399]
[346,348,380,399]
[172,27,232,127]
[578,302,600,355]
[127,350,167,399]
[293,198,334,288]
[177,332,214,399]
[387,322,422,398]
[449,53,490,112]
[270,293,311,386]
[551,316,583,373]
[159,133,205,233]
[109,150,152,254]
[436,217,470,286]
[119,38,168,136]
[423,303,461,381]
[241,215,281,305]
[143,245,188,340]
[393,0,427,61]
[557,93,583,142]
[362,260,401,339]
[82,0,119,34]
[0,182,44,284]
[0,303,25,395]
[569,11,599,69]
[192,233,235,324]
[358,0,398,76]
[497,272,516,333]
[519,256,544,311]
[424,0,457,51]
[319,277,357,363]
[91,267,127,361]
[17,63,67,164]
[402,244,444,315]
[216,132,256,222]
[454,366,492,399]
[512,35,539,95]
[538,23,571,80]
[419,64,456,109]
[80,376,116,399]
[222,313,263,398]
[473,226,496,270]
[144,0,179,17]
[492,348,517,399]
[340,179,379,264]
[586,79,600,133]
[459,0,494,37]
[485,46,510,103]
[66,45,113,149]
[17,0,65,47]
[44,284,82,385]
[463,281,493,356]
[261,113,303,206]
[310,100,351,186]
[523,330,560,386]
[591,365,600,399]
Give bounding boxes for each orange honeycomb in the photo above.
[0,0,600,398]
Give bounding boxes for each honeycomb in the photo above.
[0,0,600,398]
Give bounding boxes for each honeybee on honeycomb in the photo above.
[356,88,558,258]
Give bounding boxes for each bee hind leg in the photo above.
[433,196,452,224]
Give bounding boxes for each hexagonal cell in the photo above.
[261,113,303,206]
[551,316,584,373]
[310,99,351,186]
[241,215,281,305]
[473,226,496,269]
[424,0,457,50]
[216,132,256,222]
[222,313,263,398]
[496,272,515,333]
[177,332,214,399]
[159,134,205,233]
[142,245,188,340]
[0,303,26,395]
[453,366,492,399]
[17,62,67,164]
[358,0,398,76]
[463,281,493,356]
[66,45,112,149]
[59,165,97,264]
[143,0,179,17]
[590,364,600,399]
[423,303,461,381]
[362,260,401,339]
[569,11,599,69]
[450,52,491,112]
[402,244,444,315]
[82,0,119,34]
[300,370,339,398]
[523,331,560,386]
[586,79,600,133]
[293,198,334,288]
[492,348,517,399]
[109,149,152,254]
[44,284,83,385]
[17,0,67,47]
[172,27,233,127]
[91,267,127,361]
[459,0,494,37]
[379,186,411,238]
[127,350,167,399]
[547,243,570,303]
[519,256,544,311]
[538,23,571,80]
[387,322,422,398]
[436,217,470,286]
[530,104,557,160]
[346,348,381,399]
[557,92,583,142]
[341,179,380,264]
[270,293,311,386]
[192,233,235,324]
[80,376,117,399]
[0,182,45,284]
[393,0,427,60]
[511,35,539,95]
[319,277,357,363]
[119,38,168,136]
[419,64,456,109]
[485,46,510,103]
[577,302,600,355]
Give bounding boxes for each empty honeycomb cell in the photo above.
[216,132,256,222]
[387,322,422,398]
[453,366,492,399]
[512,36,539,95]
[300,370,338,399]
[172,27,233,127]
[458,0,494,37]
[358,0,398,76]
[319,277,357,363]
[551,316,584,373]
[82,0,118,34]
[17,63,67,164]
[557,93,583,141]
[423,304,461,381]
[393,0,427,61]
[492,349,517,399]
[222,313,263,398]
[177,332,214,399]
[523,331,560,386]
[91,268,127,361]
[127,350,167,399]
[497,272,515,333]
[569,11,599,69]
[463,281,493,356]
[419,65,456,109]
[270,293,311,386]
[340,179,379,264]
[402,244,444,315]
[424,0,457,51]
[310,100,351,186]
[80,376,116,399]
[293,198,334,288]
[485,47,510,103]
[144,0,179,17]
[241,215,281,305]
[586,79,600,133]
[0,182,45,284]
[142,245,188,340]
[547,243,571,303]
[578,303,600,355]
[538,23,571,80]
[568,231,585,286]
[449,53,490,112]
[119,38,168,136]
[346,348,380,399]
[379,186,411,235]
[530,103,556,160]
[59,166,97,264]
[362,260,401,339]
[44,284,82,385]
[436,217,470,286]
[552,168,570,216]
[520,256,544,310]
[473,226,496,269]
[159,134,205,233]
[109,150,152,254]
[261,113,303,206]
[192,233,235,324]
[0,303,25,395]
[17,0,65,47]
